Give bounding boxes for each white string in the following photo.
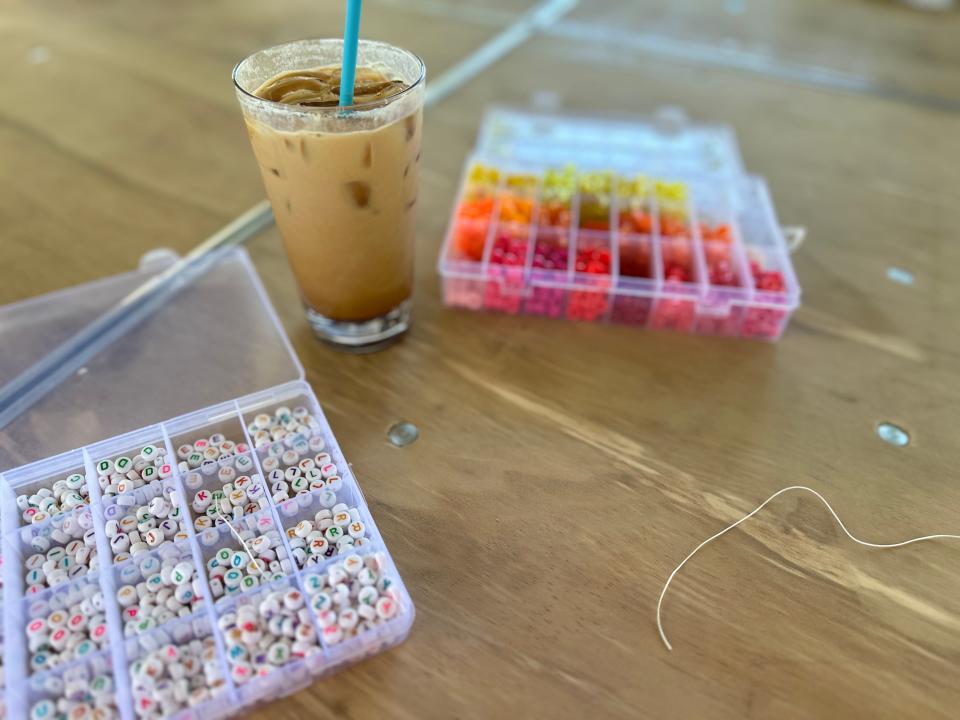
[657,485,960,651]
[165,486,268,575]
[782,225,807,253]
[214,505,268,576]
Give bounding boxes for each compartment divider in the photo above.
[684,192,709,301]
[734,214,758,297]
[608,178,620,264]
[84,447,135,720]
[602,227,617,324]
[566,171,582,287]
[647,185,664,317]
[160,420,240,705]
[608,190,622,294]
[1,475,27,720]
[518,175,543,297]
[234,401,328,666]
[726,205,755,300]
[479,176,506,272]
[609,188,622,297]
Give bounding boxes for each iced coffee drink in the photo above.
[233,40,425,348]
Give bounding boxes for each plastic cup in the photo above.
[234,39,425,350]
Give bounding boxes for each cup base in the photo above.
[305,300,410,352]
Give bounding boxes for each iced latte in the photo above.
[233,40,425,348]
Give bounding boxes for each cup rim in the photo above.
[232,38,425,113]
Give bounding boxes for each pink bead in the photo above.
[611,296,653,326]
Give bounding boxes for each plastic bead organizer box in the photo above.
[438,107,801,340]
[0,250,414,720]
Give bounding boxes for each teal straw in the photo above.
[339,0,362,106]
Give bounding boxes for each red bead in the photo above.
[482,232,529,314]
[524,236,569,317]
[708,259,737,287]
[619,239,652,278]
[750,261,786,293]
[740,258,789,338]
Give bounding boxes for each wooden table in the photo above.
[3,1,960,718]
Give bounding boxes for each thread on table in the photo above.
[657,485,960,651]
[782,225,807,253]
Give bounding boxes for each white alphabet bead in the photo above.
[301,553,401,643]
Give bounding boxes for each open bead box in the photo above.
[438,107,801,341]
[0,250,414,720]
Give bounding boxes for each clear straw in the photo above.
[339,0,363,106]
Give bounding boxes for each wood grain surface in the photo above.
[2,1,960,718]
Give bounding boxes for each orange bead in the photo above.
[456,197,493,221]
[660,214,688,238]
[498,194,534,223]
[619,210,653,234]
[453,219,488,261]
[700,223,732,242]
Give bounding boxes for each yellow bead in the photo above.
[655,180,688,203]
[468,163,499,186]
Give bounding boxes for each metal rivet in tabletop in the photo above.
[886,267,914,285]
[877,422,909,447]
[387,422,419,447]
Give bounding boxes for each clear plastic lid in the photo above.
[0,247,303,471]
[475,105,744,179]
